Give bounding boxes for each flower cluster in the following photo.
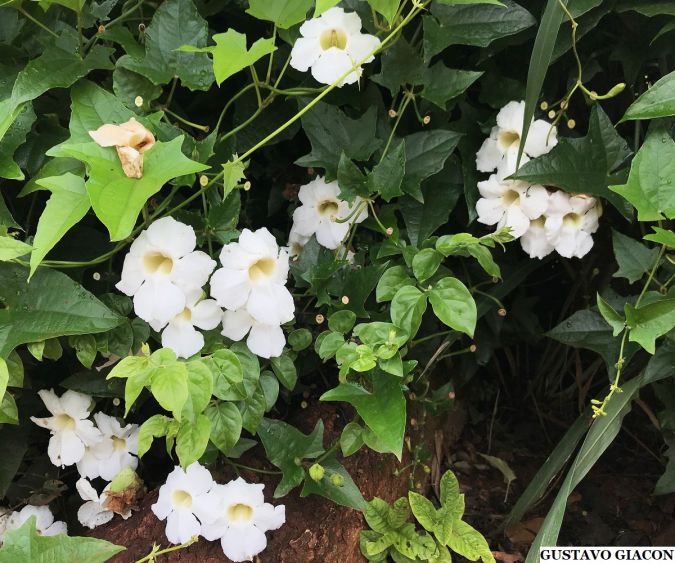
[211,228,295,358]
[290,176,368,253]
[290,7,380,87]
[30,389,139,529]
[151,463,285,562]
[474,100,601,259]
[0,505,67,542]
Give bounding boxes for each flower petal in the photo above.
[222,309,254,342]
[311,49,355,86]
[172,251,216,292]
[146,217,196,259]
[247,323,286,359]
[290,37,322,72]
[220,525,268,563]
[210,268,251,311]
[162,323,204,359]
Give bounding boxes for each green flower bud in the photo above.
[329,473,345,487]
[308,463,325,482]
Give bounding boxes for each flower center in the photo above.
[177,307,192,322]
[171,490,193,509]
[227,503,254,523]
[319,27,348,50]
[563,212,583,228]
[55,414,76,430]
[530,216,546,228]
[248,257,276,283]
[503,189,520,206]
[317,200,339,217]
[112,436,127,450]
[143,251,173,275]
[498,130,521,151]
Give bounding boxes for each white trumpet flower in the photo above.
[76,478,130,529]
[520,217,554,259]
[222,309,288,359]
[544,191,601,258]
[4,505,67,538]
[290,7,380,87]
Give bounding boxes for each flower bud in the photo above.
[243,181,251,191]
[92,272,101,281]
[199,174,208,186]
[341,295,349,305]
[388,109,397,118]
[540,101,548,110]
[567,119,576,129]
[309,463,325,482]
[385,227,394,236]
[134,96,143,108]
[423,115,431,125]
[498,308,507,317]
[329,473,344,487]
[98,24,106,34]
[315,314,324,324]
[548,110,556,119]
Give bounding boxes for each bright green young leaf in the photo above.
[621,70,675,121]
[117,0,214,90]
[136,414,172,458]
[0,264,123,359]
[175,414,211,467]
[0,516,124,562]
[428,277,477,337]
[367,0,401,25]
[391,285,428,338]
[610,124,675,220]
[0,236,31,261]
[446,520,495,563]
[181,30,276,85]
[516,105,632,214]
[321,370,406,458]
[258,418,325,497]
[376,266,416,303]
[596,294,625,337]
[246,0,313,28]
[149,358,189,420]
[412,248,444,281]
[315,0,341,15]
[205,402,243,454]
[29,173,90,277]
[612,230,660,284]
[625,298,675,354]
[182,361,213,419]
[644,227,675,248]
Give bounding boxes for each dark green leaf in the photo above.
[612,230,660,284]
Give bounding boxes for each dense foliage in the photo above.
[0,0,673,560]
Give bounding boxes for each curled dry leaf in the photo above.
[88,118,155,178]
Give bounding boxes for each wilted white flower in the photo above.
[292,176,367,250]
[476,100,557,179]
[288,227,310,259]
[161,289,222,359]
[290,7,380,87]
[222,309,288,359]
[89,117,155,178]
[151,463,219,545]
[30,390,101,467]
[116,217,216,331]
[201,478,285,563]
[520,217,554,259]
[76,413,139,481]
[544,191,601,258]
[475,175,549,239]
[76,478,131,529]
[4,505,67,538]
[210,228,294,327]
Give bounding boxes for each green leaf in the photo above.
[0,103,36,180]
[68,334,97,369]
[288,328,312,351]
[0,236,31,261]
[423,0,535,60]
[182,361,213,419]
[0,516,124,562]
[625,298,675,354]
[137,414,172,458]
[644,227,675,248]
[446,520,495,563]
[408,491,439,531]
[318,332,345,360]
[596,294,625,337]
[53,137,207,241]
[149,356,189,420]
[428,277,477,337]
[391,286,428,338]
[296,103,381,179]
[205,401,243,455]
[337,153,371,201]
[270,353,298,390]
[610,124,675,220]
[367,0,401,24]
[515,105,631,213]
[222,159,247,197]
[182,30,276,86]
[621,70,675,121]
[0,264,123,359]
[412,249,443,282]
[29,173,90,277]
[301,455,366,509]
[421,65,483,109]
[400,130,462,201]
[612,230,660,284]
[321,370,406,459]
[206,348,245,400]
[340,421,365,456]
[328,310,357,334]
[258,418,325,497]
[246,0,313,28]
[377,266,416,303]
[239,383,268,433]
[175,414,211,467]
[116,0,214,90]
[315,0,341,16]
[368,141,406,202]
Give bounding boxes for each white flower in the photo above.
[292,176,368,250]
[476,100,557,179]
[475,175,549,239]
[5,505,67,537]
[210,228,294,326]
[116,217,216,331]
[222,309,287,359]
[89,117,155,178]
[520,217,554,259]
[76,478,131,529]
[201,478,285,563]
[76,413,139,481]
[30,389,102,467]
[544,191,601,258]
[290,7,380,87]
[151,463,219,545]
[0,507,11,543]
[161,289,222,359]
[288,227,310,259]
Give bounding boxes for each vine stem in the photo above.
[135,536,198,562]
